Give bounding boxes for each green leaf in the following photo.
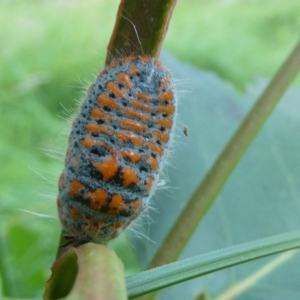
[2,1,300,298]
[126,231,300,298]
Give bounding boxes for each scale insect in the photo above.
[57,55,176,247]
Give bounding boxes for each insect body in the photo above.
[57,56,175,245]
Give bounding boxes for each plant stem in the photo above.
[148,40,300,269]
[106,0,177,64]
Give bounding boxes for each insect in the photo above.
[183,126,188,136]
[57,55,176,246]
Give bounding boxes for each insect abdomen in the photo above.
[57,56,175,244]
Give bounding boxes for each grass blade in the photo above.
[127,231,300,298]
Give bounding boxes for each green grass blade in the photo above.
[127,231,300,298]
[215,250,298,300]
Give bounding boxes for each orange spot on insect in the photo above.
[157,105,175,115]
[152,131,169,143]
[70,206,81,220]
[81,138,112,152]
[131,100,152,112]
[145,177,154,191]
[112,220,124,229]
[107,194,125,215]
[86,123,111,135]
[67,180,85,197]
[120,119,147,132]
[156,118,173,129]
[122,167,139,187]
[143,157,158,171]
[121,150,140,163]
[135,92,152,101]
[107,59,121,70]
[129,65,140,75]
[158,90,174,102]
[91,108,115,121]
[98,94,121,110]
[106,81,125,99]
[91,108,105,119]
[95,156,118,181]
[154,60,164,69]
[123,56,137,64]
[117,72,132,89]
[115,132,143,146]
[130,198,142,210]
[160,77,170,88]
[145,142,163,156]
[81,137,95,148]
[88,189,109,210]
[140,56,151,63]
[86,216,103,233]
[123,108,150,122]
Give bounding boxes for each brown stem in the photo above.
[106,0,177,64]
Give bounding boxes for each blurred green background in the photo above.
[1,0,300,298]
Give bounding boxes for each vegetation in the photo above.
[1,0,300,298]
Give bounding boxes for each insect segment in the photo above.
[57,56,176,245]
